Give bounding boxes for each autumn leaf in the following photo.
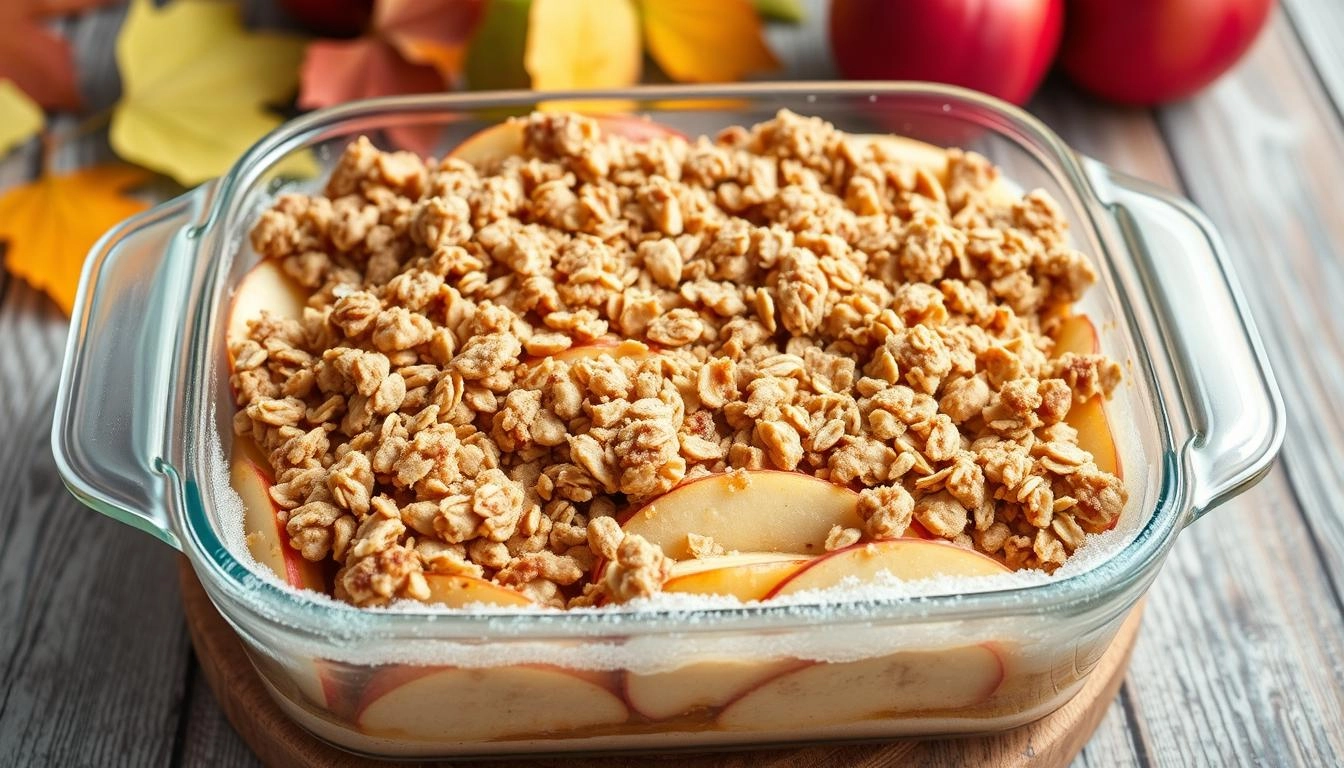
[0,165,148,314]
[110,0,307,186]
[299,37,443,108]
[753,0,804,23]
[0,80,43,154]
[525,0,641,90]
[376,0,484,80]
[464,0,531,90]
[641,0,778,83]
[300,0,484,109]
[0,0,120,109]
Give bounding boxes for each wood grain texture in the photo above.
[1281,0,1344,119]
[179,559,1142,768]
[1036,12,1344,766]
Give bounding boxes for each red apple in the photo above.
[1060,0,1274,106]
[828,0,1064,106]
[278,0,373,37]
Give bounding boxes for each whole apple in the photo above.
[1060,0,1275,105]
[279,0,374,37]
[828,0,1064,106]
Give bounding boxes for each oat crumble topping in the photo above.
[231,110,1127,608]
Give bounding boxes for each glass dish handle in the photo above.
[51,184,216,550]
[1088,163,1285,523]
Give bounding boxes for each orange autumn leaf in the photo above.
[0,165,148,313]
[525,0,641,90]
[641,0,778,83]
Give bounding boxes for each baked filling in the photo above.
[229,110,1126,610]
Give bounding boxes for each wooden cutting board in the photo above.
[179,560,1142,768]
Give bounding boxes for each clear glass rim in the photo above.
[180,82,1186,639]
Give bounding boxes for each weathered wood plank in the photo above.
[0,6,193,767]
[1157,10,1344,596]
[1035,12,1344,766]
[0,281,191,767]
[178,663,261,768]
[1280,0,1344,120]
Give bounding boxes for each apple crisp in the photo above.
[232,110,1126,609]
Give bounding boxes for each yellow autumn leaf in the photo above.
[0,165,149,314]
[110,0,307,186]
[525,0,641,90]
[0,80,43,155]
[641,0,778,83]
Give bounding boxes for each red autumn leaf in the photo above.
[375,0,484,81]
[299,36,444,108]
[0,0,121,109]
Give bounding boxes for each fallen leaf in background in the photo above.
[0,0,121,109]
[0,80,43,154]
[110,0,306,185]
[752,0,804,23]
[642,0,778,83]
[300,0,483,108]
[463,0,530,89]
[0,164,148,313]
[525,0,641,89]
[300,37,443,107]
[377,0,483,80]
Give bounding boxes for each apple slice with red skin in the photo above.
[449,115,685,167]
[767,538,1010,600]
[624,658,808,722]
[420,574,534,608]
[620,470,865,560]
[661,553,811,602]
[227,259,306,352]
[231,441,345,712]
[716,644,1005,730]
[1050,314,1122,479]
[231,447,327,592]
[356,664,629,740]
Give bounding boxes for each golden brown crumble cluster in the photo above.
[232,110,1126,608]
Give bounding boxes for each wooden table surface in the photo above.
[3,2,1343,766]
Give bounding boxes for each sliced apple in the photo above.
[768,538,1009,599]
[716,644,1004,730]
[1067,395,1121,479]
[624,658,805,721]
[449,115,685,167]
[620,471,864,560]
[854,134,950,184]
[356,665,629,740]
[527,335,655,365]
[662,554,810,602]
[227,259,306,348]
[231,446,326,592]
[1051,313,1099,357]
[1050,314,1121,478]
[420,574,534,608]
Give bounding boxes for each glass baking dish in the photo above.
[53,83,1282,758]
